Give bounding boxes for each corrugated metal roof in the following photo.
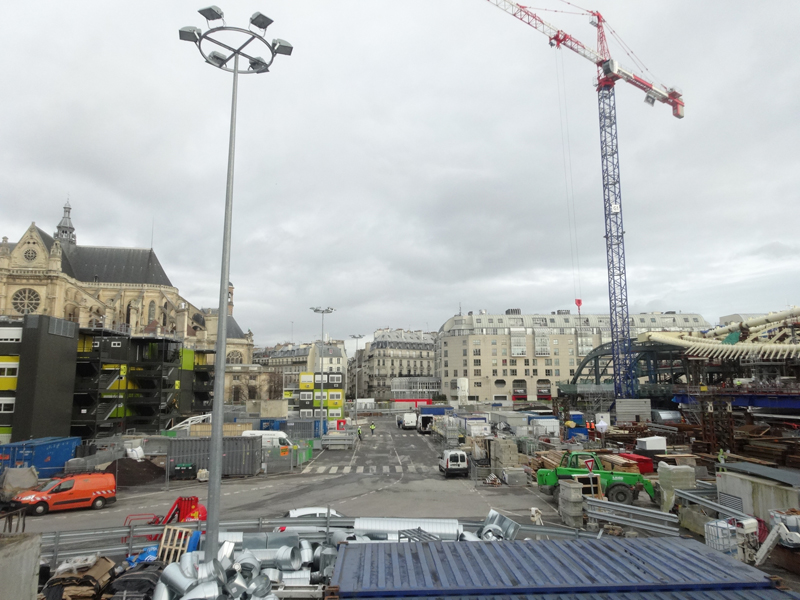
[351,592,800,600]
[329,538,772,597]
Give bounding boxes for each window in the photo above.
[532,369,538,376]
[524,369,530,376]
[0,398,14,413]
[476,319,481,324]
[568,348,574,356]
[651,318,656,323]
[111,341,122,348]
[444,350,448,357]
[555,369,560,376]
[462,360,467,367]
[501,348,507,356]
[463,340,467,345]
[492,349,497,356]
[510,369,517,376]
[444,341,447,346]
[444,370,449,377]
[549,318,555,324]
[502,359,507,366]
[492,369,497,376]
[498,319,503,324]
[0,366,19,377]
[552,339,558,345]
[510,359,517,366]
[491,339,497,345]
[569,358,575,366]
[473,349,481,356]
[555,359,560,366]
[532,359,538,365]
[12,288,40,315]
[553,348,559,356]
[569,369,575,376]
[475,381,482,387]
[502,369,507,376]
[473,339,481,345]
[53,480,75,493]
[640,318,645,323]
[474,369,481,376]
[545,369,552,376]
[232,375,240,381]
[444,360,448,367]
[545,359,552,366]
[684,317,690,323]
[473,359,481,366]
[693,318,699,323]
[226,351,243,364]
[524,359,530,366]
[462,349,467,356]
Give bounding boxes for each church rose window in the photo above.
[12,288,40,314]
[23,249,37,262]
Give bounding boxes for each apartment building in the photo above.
[361,329,435,401]
[436,308,711,405]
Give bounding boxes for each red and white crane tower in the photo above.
[486,1,684,398]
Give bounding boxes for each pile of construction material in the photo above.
[657,461,696,512]
[558,480,584,529]
[528,450,565,472]
[490,438,523,482]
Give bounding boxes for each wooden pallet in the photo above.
[157,525,194,563]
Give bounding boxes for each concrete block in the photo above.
[558,479,585,502]
[559,500,584,517]
[561,513,584,529]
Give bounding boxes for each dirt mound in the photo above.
[105,458,165,487]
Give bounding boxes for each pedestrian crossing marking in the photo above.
[382,466,390,473]
[395,465,402,472]
[317,467,326,473]
[329,466,338,474]
[407,466,416,473]
[343,466,351,473]
[299,464,435,475]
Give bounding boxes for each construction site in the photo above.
[2,1,800,600]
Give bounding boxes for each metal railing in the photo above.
[674,488,750,520]
[1,507,26,533]
[584,497,680,536]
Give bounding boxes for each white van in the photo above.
[242,430,293,449]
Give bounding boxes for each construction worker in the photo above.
[357,425,362,441]
[370,422,376,435]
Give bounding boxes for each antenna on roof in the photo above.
[150,217,155,250]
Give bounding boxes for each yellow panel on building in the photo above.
[299,372,314,390]
[0,357,19,391]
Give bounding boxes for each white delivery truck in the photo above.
[402,413,417,430]
[242,430,294,449]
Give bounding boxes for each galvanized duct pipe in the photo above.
[249,546,301,571]
[648,332,800,360]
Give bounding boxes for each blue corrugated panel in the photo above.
[350,591,800,600]
[0,437,81,477]
[330,538,772,597]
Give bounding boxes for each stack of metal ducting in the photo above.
[154,534,339,599]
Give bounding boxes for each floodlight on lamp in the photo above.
[207,51,228,67]
[179,26,201,43]
[272,39,293,56]
[249,57,269,72]
[250,12,273,30]
[198,5,224,21]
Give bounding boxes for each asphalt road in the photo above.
[23,416,561,533]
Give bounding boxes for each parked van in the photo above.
[11,472,116,516]
[402,413,417,430]
[438,450,469,478]
[242,430,293,449]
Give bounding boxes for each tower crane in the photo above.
[486,1,684,398]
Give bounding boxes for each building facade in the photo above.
[360,329,436,401]
[436,308,712,405]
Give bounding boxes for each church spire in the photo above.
[54,201,76,245]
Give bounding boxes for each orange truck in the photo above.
[10,472,116,516]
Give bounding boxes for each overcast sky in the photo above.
[2,1,798,355]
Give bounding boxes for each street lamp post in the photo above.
[350,334,364,425]
[180,6,292,561]
[311,308,334,440]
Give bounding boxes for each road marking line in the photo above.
[395,465,402,472]
[356,466,364,473]
[382,466,390,473]
[317,467,326,473]
[224,493,231,496]
[329,466,338,474]
[407,466,417,473]
[343,466,351,473]
[303,466,313,474]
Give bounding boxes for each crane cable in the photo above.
[553,49,582,305]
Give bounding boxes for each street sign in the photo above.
[584,458,595,472]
